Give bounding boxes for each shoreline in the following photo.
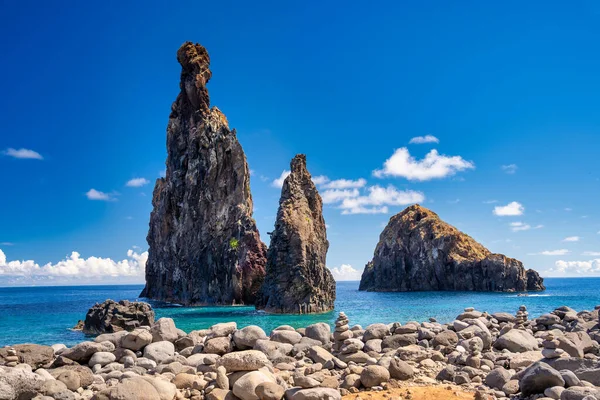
[1,303,599,400]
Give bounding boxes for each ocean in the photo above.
[1,278,599,347]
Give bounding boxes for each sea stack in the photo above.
[141,42,267,305]
[359,204,545,292]
[256,154,336,314]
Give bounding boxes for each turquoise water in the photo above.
[1,278,599,347]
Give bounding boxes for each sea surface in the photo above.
[1,278,599,347]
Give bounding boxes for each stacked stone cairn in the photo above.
[514,305,528,330]
[333,312,351,352]
[2,347,18,367]
[541,332,565,359]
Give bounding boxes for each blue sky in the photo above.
[1,1,600,285]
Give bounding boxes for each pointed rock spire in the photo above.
[141,42,267,305]
[256,154,336,314]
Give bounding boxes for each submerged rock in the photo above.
[359,204,545,292]
[256,155,335,314]
[142,42,267,305]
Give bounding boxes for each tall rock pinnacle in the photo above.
[359,204,545,292]
[141,42,267,305]
[256,154,336,314]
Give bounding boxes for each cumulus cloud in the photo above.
[338,185,425,215]
[373,148,474,181]
[2,148,44,160]
[563,236,580,242]
[509,222,543,232]
[408,135,439,144]
[550,259,600,275]
[321,189,360,204]
[126,178,150,187]
[271,170,290,188]
[493,201,524,216]
[0,248,147,284]
[501,164,518,174]
[530,249,571,256]
[329,264,363,281]
[322,178,367,189]
[311,175,330,185]
[85,189,116,201]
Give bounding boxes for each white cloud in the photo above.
[126,178,150,187]
[0,242,14,246]
[493,201,524,216]
[321,189,360,204]
[3,148,43,160]
[249,169,255,176]
[159,170,166,178]
[563,236,580,242]
[322,178,367,189]
[501,164,518,174]
[408,135,439,145]
[339,185,424,215]
[483,200,498,204]
[271,170,290,188]
[373,148,474,181]
[582,251,600,256]
[0,248,147,284]
[565,208,572,212]
[532,249,571,256]
[509,222,543,232]
[328,264,363,281]
[551,259,600,275]
[311,175,330,185]
[86,189,116,201]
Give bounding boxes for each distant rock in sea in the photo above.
[256,154,336,314]
[83,299,155,334]
[359,204,545,292]
[141,42,267,305]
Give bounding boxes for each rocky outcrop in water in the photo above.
[256,155,336,314]
[141,42,267,305]
[82,300,155,334]
[359,204,545,292]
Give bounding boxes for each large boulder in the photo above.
[83,299,154,334]
[61,341,110,362]
[520,362,565,396]
[305,323,331,344]
[494,329,539,352]
[141,42,268,306]
[363,324,390,341]
[143,341,175,363]
[256,154,336,314]
[432,330,459,347]
[151,318,179,342]
[0,366,45,400]
[388,358,414,380]
[216,350,270,372]
[0,344,54,368]
[360,365,390,388]
[94,377,161,400]
[358,204,545,292]
[254,340,292,361]
[291,388,341,400]
[121,329,153,351]
[233,326,268,349]
[485,368,512,390]
[233,371,276,400]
